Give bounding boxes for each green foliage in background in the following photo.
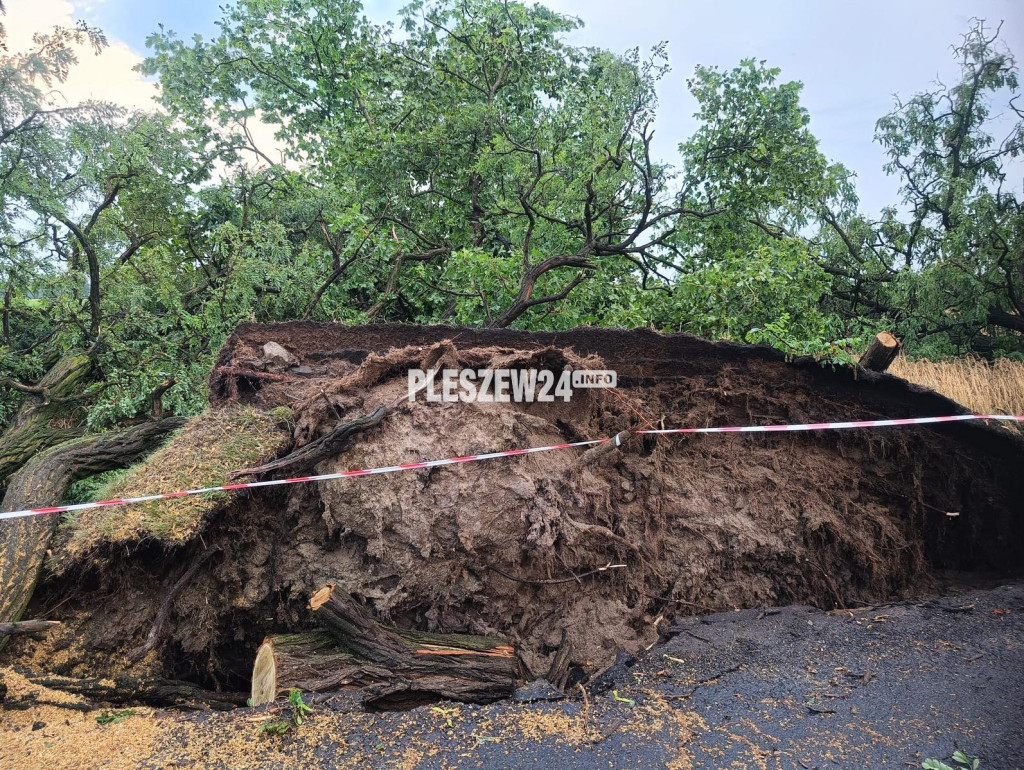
[1,2,1022,436]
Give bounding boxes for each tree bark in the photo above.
[988,306,1024,334]
[18,672,247,711]
[0,350,94,484]
[251,584,519,708]
[150,378,176,421]
[0,619,61,638]
[311,584,519,706]
[308,584,416,665]
[859,331,901,372]
[250,631,391,706]
[490,255,594,328]
[0,418,186,642]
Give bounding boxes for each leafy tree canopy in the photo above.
[0,1,1021,436]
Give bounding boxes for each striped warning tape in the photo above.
[0,413,1020,522]
[635,413,1024,434]
[0,438,608,521]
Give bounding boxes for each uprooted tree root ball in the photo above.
[6,324,1023,704]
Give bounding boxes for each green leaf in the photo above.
[611,690,636,707]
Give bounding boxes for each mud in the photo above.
[9,323,1023,695]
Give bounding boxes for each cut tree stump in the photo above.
[251,584,519,708]
[859,332,901,372]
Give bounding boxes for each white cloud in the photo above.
[6,0,158,110]
[5,0,290,170]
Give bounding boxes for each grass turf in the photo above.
[59,405,291,560]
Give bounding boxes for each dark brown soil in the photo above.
[5,584,1022,768]
[10,323,1023,695]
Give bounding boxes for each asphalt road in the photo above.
[149,582,1024,769]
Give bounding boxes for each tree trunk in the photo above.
[308,584,416,665]
[250,631,392,706]
[0,350,95,484]
[0,418,186,640]
[251,584,519,708]
[988,306,1024,334]
[859,331,901,372]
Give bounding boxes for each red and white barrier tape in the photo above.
[635,413,1024,434]
[0,438,608,521]
[0,413,1020,522]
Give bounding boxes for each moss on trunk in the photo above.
[0,351,95,485]
[0,418,186,641]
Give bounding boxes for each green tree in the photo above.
[826,19,1024,356]
[651,60,859,354]
[144,0,862,349]
[0,15,109,415]
[8,1,1017,465]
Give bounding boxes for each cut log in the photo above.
[310,584,519,705]
[250,631,390,707]
[250,584,519,707]
[308,583,414,665]
[20,672,247,711]
[859,331,901,372]
[0,418,187,645]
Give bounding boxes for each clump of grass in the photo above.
[60,405,291,560]
[95,709,135,726]
[890,356,1024,433]
[62,468,129,505]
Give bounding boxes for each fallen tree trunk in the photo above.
[859,331,901,372]
[251,584,519,708]
[988,305,1024,334]
[0,418,187,640]
[0,350,95,485]
[309,583,417,665]
[16,322,1022,708]
[311,584,519,706]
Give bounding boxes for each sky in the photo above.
[7,0,1024,216]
